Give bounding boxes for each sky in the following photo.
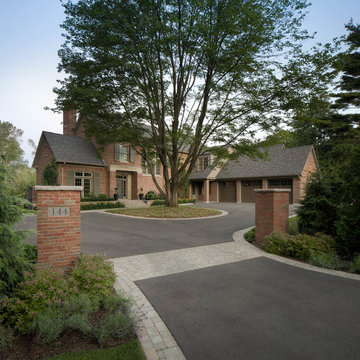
[0,0,360,165]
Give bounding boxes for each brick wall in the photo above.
[255,189,290,245]
[36,186,82,272]
[300,149,318,199]
[58,164,108,195]
[35,138,55,185]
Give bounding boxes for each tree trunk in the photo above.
[165,183,180,207]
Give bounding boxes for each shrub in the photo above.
[61,293,97,315]
[23,244,37,264]
[349,255,360,274]
[33,309,65,344]
[65,313,92,336]
[178,198,195,204]
[288,217,299,235]
[80,202,125,210]
[102,292,131,315]
[0,324,14,351]
[42,158,58,186]
[0,268,75,333]
[95,312,135,345]
[297,173,339,237]
[150,200,165,206]
[0,162,32,295]
[71,255,116,300]
[264,232,336,261]
[244,228,256,243]
[308,252,345,270]
[81,193,113,202]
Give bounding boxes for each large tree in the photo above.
[0,121,25,183]
[55,0,336,206]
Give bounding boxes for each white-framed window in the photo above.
[75,172,92,197]
[142,157,161,176]
[195,156,210,172]
[119,145,129,162]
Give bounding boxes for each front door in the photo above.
[116,173,127,199]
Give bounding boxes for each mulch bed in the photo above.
[1,331,134,360]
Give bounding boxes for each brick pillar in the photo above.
[188,182,193,199]
[203,180,209,203]
[35,186,82,272]
[254,189,291,245]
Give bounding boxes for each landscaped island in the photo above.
[107,206,222,219]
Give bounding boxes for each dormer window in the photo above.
[195,156,210,172]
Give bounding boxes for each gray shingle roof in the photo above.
[189,166,213,180]
[215,145,313,180]
[42,132,106,166]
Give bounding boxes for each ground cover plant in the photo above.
[150,198,195,206]
[80,202,124,211]
[0,254,139,360]
[107,206,221,218]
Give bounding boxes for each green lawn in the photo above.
[107,206,222,218]
[46,339,145,360]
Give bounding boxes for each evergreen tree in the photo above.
[0,158,31,296]
[42,158,58,186]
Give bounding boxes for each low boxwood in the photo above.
[264,232,336,261]
[81,194,113,202]
[81,202,124,210]
[244,228,256,243]
[150,198,195,206]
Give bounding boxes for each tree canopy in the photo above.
[55,0,336,206]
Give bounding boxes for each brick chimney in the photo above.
[63,109,77,136]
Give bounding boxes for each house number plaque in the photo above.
[48,207,71,217]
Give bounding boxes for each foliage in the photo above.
[349,255,360,274]
[71,255,116,300]
[54,0,337,206]
[308,252,345,270]
[44,340,146,360]
[288,217,299,235]
[264,232,336,261]
[244,228,256,244]
[6,165,36,198]
[0,121,25,184]
[81,193,113,202]
[34,309,65,344]
[42,158,59,186]
[0,324,14,351]
[80,202,125,210]
[0,255,133,345]
[0,161,31,296]
[0,268,75,333]
[23,244,37,265]
[297,173,339,237]
[95,312,135,345]
[150,198,195,206]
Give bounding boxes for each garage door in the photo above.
[241,180,262,203]
[219,181,236,202]
[267,178,293,204]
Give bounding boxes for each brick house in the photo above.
[189,144,318,204]
[32,110,165,199]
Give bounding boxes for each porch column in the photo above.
[188,182,193,199]
[109,170,116,198]
[203,180,210,203]
[262,179,268,189]
[236,180,241,203]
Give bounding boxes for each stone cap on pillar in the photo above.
[34,186,83,191]
[254,189,291,193]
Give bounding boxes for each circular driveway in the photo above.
[20,203,266,258]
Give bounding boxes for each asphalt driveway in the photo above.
[19,203,260,257]
[136,256,360,360]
